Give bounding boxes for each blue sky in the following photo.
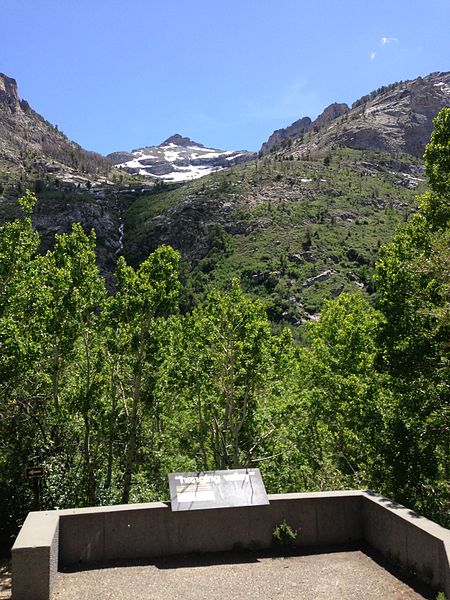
[1,0,449,154]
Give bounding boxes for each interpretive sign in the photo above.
[169,468,269,511]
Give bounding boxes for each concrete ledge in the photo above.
[11,511,59,600]
[11,490,450,600]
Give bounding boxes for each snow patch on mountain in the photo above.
[108,135,255,182]
[434,81,450,94]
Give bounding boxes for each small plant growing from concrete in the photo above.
[271,520,298,550]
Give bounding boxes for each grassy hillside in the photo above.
[122,148,425,325]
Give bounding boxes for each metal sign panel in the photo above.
[169,468,269,511]
[25,466,44,478]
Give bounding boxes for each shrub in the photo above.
[271,520,298,549]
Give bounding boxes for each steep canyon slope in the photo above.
[0,73,114,188]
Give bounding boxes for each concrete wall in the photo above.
[362,491,450,596]
[58,491,362,564]
[11,490,450,600]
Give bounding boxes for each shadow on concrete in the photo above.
[0,559,11,596]
[360,542,435,600]
[59,544,366,573]
[59,543,436,598]
[60,552,259,573]
[150,545,367,569]
[364,490,424,519]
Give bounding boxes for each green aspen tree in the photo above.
[108,246,180,504]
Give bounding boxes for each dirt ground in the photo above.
[51,549,435,600]
[0,560,11,600]
[2,548,437,600]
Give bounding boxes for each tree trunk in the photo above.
[83,412,96,505]
[106,363,117,489]
[82,329,96,505]
[121,336,145,504]
[121,381,140,504]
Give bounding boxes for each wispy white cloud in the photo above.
[380,36,398,45]
[370,52,376,60]
[280,79,309,106]
[242,79,318,122]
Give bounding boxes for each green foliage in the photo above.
[163,280,278,469]
[17,190,37,214]
[374,108,450,525]
[293,294,390,490]
[271,520,298,549]
[107,245,181,503]
[424,108,450,198]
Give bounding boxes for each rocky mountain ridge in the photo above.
[0,73,114,189]
[262,71,450,159]
[108,135,256,182]
[261,103,349,154]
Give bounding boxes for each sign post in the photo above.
[168,468,269,512]
[25,466,44,511]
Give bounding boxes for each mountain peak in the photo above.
[0,73,20,112]
[313,102,349,128]
[109,136,255,182]
[159,134,204,148]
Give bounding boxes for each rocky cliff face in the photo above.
[313,102,349,129]
[108,134,256,182]
[338,72,450,157]
[260,116,312,154]
[0,74,22,112]
[260,103,350,155]
[262,71,450,159]
[0,73,113,187]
